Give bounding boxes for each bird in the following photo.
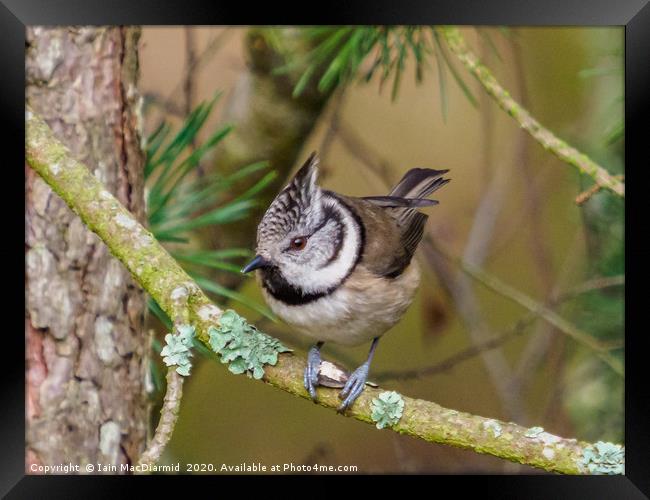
[241,152,450,411]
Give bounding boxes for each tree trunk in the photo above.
[25,26,148,473]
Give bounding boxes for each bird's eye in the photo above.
[290,236,308,251]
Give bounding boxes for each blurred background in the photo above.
[138,26,623,473]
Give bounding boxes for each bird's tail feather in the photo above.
[361,196,439,208]
[388,168,450,200]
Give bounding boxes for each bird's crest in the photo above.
[257,152,324,244]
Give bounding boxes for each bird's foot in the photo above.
[337,362,370,413]
[304,344,322,401]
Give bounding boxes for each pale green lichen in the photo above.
[371,391,405,429]
[524,426,544,438]
[170,285,189,301]
[197,304,221,322]
[208,309,290,379]
[580,441,625,475]
[482,419,502,438]
[114,213,136,229]
[160,324,195,376]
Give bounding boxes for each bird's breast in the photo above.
[260,262,421,346]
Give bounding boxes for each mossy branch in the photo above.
[438,27,624,198]
[26,107,622,475]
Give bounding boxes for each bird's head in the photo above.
[241,152,362,298]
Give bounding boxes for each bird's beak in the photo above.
[241,255,271,274]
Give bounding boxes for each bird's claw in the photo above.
[337,363,370,413]
[303,345,322,401]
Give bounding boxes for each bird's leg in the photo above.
[304,341,324,401]
[338,337,380,412]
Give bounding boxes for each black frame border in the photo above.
[4,0,649,497]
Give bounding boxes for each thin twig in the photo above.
[566,275,624,296]
[457,38,525,423]
[183,27,197,117]
[502,30,557,401]
[438,26,624,198]
[375,316,533,382]
[144,29,233,118]
[136,369,183,470]
[576,175,625,206]
[487,162,556,259]
[511,231,583,393]
[431,241,624,376]
[319,87,348,168]
[375,274,624,383]
[335,120,395,186]
[172,28,232,109]
[136,283,197,470]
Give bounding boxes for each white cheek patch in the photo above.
[285,195,361,294]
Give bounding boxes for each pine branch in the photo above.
[438,27,624,198]
[26,107,622,475]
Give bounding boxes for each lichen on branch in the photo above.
[26,107,622,474]
[208,309,291,379]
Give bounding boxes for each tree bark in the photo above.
[25,26,148,473]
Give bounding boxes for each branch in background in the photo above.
[566,275,624,296]
[144,28,233,118]
[500,30,558,412]
[431,241,624,376]
[375,275,624,383]
[333,120,394,188]
[136,370,183,470]
[458,38,525,424]
[181,27,201,177]
[183,27,198,118]
[438,26,625,198]
[486,163,556,259]
[27,107,614,475]
[576,175,625,206]
[375,317,532,382]
[319,87,348,180]
[510,231,583,400]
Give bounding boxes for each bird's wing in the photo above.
[350,168,450,278]
[342,197,421,279]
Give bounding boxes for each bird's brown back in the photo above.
[338,195,413,278]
